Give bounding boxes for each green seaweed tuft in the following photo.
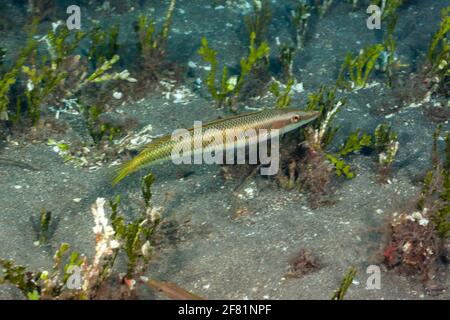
[337,44,384,90]
[331,266,357,300]
[326,154,354,179]
[244,0,272,46]
[427,7,450,80]
[374,124,399,182]
[38,208,52,245]
[338,129,372,157]
[291,2,311,50]
[110,173,161,279]
[0,22,37,121]
[142,172,155,208]
[270,77,294,109]
[199,32,269,109]
[88,23,120,69]
[135,0,176,62]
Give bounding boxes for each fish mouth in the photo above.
[300,110,320,122]
[278,110,320,135]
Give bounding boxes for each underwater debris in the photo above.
[44,107,137,168]
[114,123,155,151]
[47,138,84,165]
[331,266,357,300]
[198,32,270,110]
[286,248,321,278]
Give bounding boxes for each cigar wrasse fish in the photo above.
[112,108,319,185]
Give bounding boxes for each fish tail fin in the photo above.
[112,150,153,186]
[112,158,139,186]
[112,135,174,186]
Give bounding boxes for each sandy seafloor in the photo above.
[0,0,449,299]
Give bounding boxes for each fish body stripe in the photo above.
[112,108,319,185]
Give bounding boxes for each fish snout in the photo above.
[299,110,320,123]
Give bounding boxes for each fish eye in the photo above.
[291,115,300,123]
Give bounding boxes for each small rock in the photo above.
[352,279,360,285]
[113,91,123,100]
